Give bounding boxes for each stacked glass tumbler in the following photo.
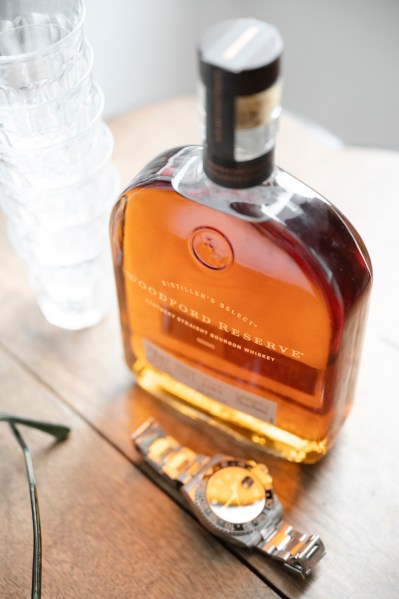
[0,0,118,329]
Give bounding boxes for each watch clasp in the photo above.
[282,534,326,579]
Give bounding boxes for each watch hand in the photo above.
[222,481,241,510]
[232,483,241,507]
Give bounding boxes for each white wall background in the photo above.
[84,0,399,150]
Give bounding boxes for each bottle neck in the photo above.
[203,146,275,189]
[200,76,282,189]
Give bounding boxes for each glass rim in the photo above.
[0,40,94,111]
[0,0,86,64]
[1,145,116,200]
[19,185,118,233]
[0,124,115,197]
[24,244,115,274]
[0,81,105,153]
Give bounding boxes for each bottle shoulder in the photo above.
[113,145,372,316]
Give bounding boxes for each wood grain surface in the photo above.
[1,97,398,598]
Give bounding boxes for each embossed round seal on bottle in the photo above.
[189,227,234,270]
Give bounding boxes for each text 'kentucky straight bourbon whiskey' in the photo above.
[110,19,372,462]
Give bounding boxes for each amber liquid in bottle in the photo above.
[110,147,372,462]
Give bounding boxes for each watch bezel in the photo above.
[192,457,277,537]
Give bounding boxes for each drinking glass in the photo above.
[0,0,118,329]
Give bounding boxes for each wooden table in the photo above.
[1,97,398,598]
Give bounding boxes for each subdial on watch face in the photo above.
[205,466,266,524]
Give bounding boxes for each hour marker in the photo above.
[241,476,254,489]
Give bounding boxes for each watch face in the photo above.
[195,459,275,536]
[206,466,265,523]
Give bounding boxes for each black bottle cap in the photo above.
[198,19,283,188]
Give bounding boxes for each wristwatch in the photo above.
[132,418,326,578]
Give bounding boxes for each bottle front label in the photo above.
[125,270,318,397]
[143,339,277,424]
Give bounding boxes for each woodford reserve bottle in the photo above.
[110,19,372,462]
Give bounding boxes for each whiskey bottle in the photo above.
[110,19,372,463]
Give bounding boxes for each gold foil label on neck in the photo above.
[235,81,282,129]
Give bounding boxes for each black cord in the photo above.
[1,414,71,599]
[9,424,42,599]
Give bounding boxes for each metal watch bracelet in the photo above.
[132,418,325,578]
[132,418,210,486]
